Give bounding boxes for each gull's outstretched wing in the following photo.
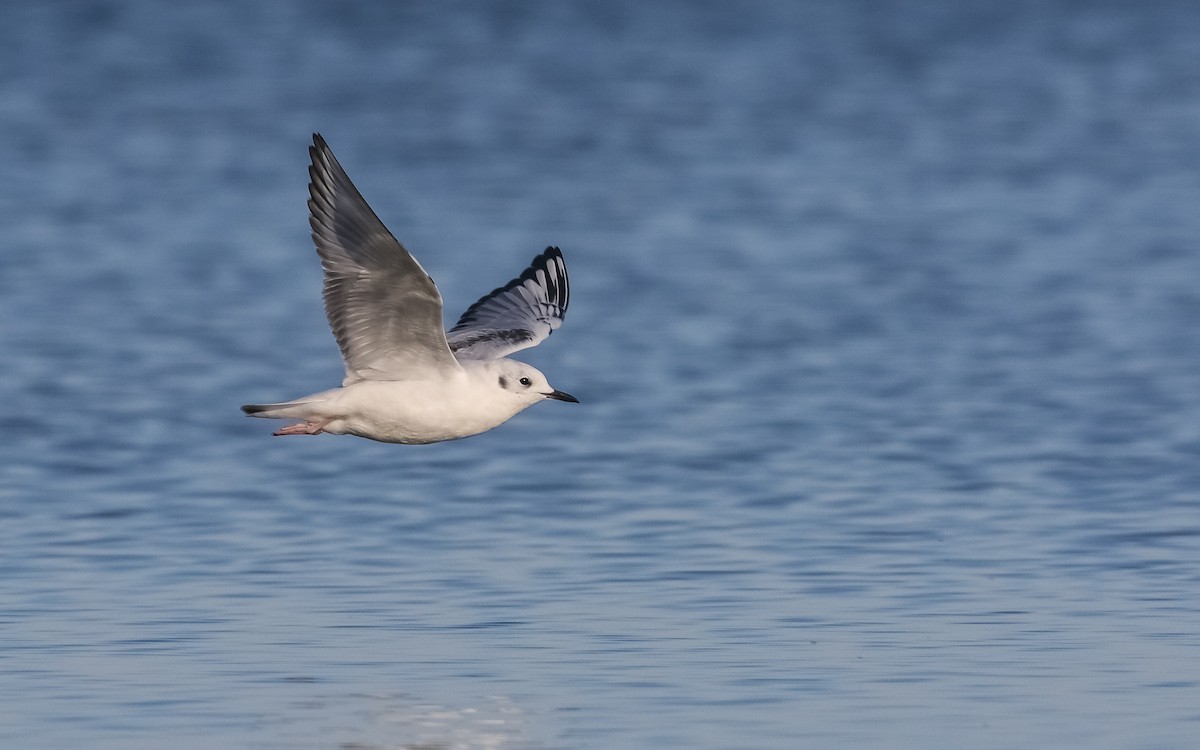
[308,133,462,383]
[447,247,569,360]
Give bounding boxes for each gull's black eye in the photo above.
[519,377,532,387]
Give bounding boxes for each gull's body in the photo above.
[242,134,576,444]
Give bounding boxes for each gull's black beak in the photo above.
[545,389,579,403]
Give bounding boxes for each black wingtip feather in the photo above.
[450,247,568,334]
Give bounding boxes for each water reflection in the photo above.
[327,694,534,750]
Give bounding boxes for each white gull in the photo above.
[242,133,577,444]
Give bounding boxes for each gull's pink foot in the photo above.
[273,419,330,436]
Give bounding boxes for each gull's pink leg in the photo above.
[273,419,331,436]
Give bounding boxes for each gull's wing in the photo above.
[447,247,569,360]
[308,134,462,383]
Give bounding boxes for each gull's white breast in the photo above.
[315,372,528,444]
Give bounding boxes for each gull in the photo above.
[242,133,577,444]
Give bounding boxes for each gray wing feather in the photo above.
[308,134,461,383]
[448,247,569,360]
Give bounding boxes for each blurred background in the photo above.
[2,1,1199,748]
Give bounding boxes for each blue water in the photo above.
[3,1,1200,748]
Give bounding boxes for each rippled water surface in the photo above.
[3,2,1200,748]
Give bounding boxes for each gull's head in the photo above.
[488,360,578,406]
